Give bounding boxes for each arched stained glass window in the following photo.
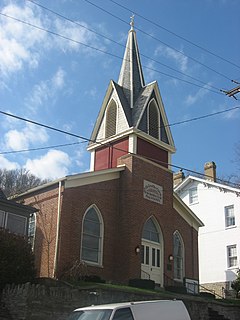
[81,206,103,264]
[148,100,159,139]
[105,100,117,138]
[173,231,184,280]
[142,217,160,243]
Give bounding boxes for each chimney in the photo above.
[204,161,217,182]
[173,170,185,187]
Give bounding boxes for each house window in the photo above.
[173,231,184,281]
[6,213,27,235]
[148,100,159,139]
[189,187,198,204]
[0,210,5,227]
[225,205,235,228]
[227,245,237,268]
[105,100,117,138]
[81,206,103,265]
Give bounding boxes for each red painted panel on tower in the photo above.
[137,138,168,168]
[94,138,129,171]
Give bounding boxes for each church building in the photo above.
[14,20,203,289]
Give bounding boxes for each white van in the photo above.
[67,299,191,320]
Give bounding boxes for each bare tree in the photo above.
[0,168,49,197]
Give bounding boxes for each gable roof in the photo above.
[173,192,204,230]
[175,175,240,195]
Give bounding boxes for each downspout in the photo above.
[53,180,63,278]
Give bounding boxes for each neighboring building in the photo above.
[13,22,203,288]
[174,162,240,297]
[0,189,36,237]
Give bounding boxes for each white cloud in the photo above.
[154,45,188,72]
[0,3,47,77]
[25,149,71,179]
[0,2,104,83]
[185,84,211,106]
[0,155,19,170]
[53,19,105,54]
[4,124,48,151]
[25,68,66,113]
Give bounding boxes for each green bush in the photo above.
[0,228,36,289]
[231,270,240,298]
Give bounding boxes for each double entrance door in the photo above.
[141,240,162,285]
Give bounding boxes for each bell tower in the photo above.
[87,18,175,171]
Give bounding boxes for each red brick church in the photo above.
[15,21,203,288]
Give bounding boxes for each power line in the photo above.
[0,141,85,155]
[0,108,239,187]
[109,0,240,71]
[26,0,221,93]
[163,106,240,128]
[82,0,234,82]
[0,11,221,94]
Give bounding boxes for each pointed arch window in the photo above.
[173,231,184,281]
[81,206,103,265]
[105,100,117,138]
[148,100,159,139]
[142,217,160,243]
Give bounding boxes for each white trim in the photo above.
[80,204,104,266]
[128,134,137,154]
[173,193,204,230]
[147,98,160,139]
[175,175,240,194]
[104,98,118,138]
[65,167,125,189]
[90,150,95,172]
[173,230,185,281]
[53,181,63,278]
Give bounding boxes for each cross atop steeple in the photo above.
[130,14,135,30]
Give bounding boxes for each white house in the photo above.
[174,162,240,297]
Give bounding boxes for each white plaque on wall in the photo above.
[143,180,163,204]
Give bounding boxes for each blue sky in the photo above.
[0,0,239,183]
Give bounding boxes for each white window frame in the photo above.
[81,205,104,266]
[173,231,185,281]
[227,245,237,268]
[5,212,27,235]
[0,210,5,227]
[225,205,235,228]
[105,99,118,138]
[147,99,160,140]
[189,187,198,205]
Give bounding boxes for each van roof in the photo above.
[74,299,181,311]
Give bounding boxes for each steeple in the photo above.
[87,19,175,172]
[118,15,145,109]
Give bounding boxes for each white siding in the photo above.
[177,179,240,284]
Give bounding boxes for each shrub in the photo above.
[0,228,36,289]
[129,278,155,290]
[231,269,240,298]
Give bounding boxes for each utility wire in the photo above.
[0,141,85,155]
[109,0,240,71]
[0,11,222,95]
[83,0,234,82]
[0,108,239,187]
[26,0,220,92]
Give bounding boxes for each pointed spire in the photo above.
[118,17,145,108]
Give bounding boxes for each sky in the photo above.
[0,0,239,184]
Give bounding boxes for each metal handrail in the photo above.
[141,269,150,280]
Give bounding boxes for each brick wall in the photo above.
[16,153,200,286]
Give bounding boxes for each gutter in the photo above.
[53,180,63,278]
